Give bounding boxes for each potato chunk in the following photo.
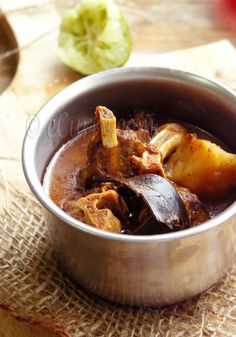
[165,133,236,198]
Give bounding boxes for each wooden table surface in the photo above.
[0,0,236,336]
[55,0,236,51]
[118,0,236,51]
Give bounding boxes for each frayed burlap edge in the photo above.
[0,186,235,337]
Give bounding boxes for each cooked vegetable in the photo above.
[82,172,208,232]
[165,133,236,198]
[118,174,189,231]
[58,0,132,75]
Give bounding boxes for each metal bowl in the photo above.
[22,68,236,306]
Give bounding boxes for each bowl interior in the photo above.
[21,67,236,240]
[34,69,236,184]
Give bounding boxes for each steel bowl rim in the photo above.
[22,66,236,243]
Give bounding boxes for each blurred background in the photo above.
[1,0,236,94]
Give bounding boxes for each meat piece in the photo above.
[129,150,163,175]
[130,123,186,175]
[151,123,187,158]
[91,182,118,193]
[96,106,118,148]
[78,106,151,185]
[63,190,128,233]
[165,133,236,198]
[85,128,148,178]
[175,185,209,226]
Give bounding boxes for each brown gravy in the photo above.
[44,116,235,232]
[44,127,93,207]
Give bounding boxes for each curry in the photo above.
[44,106,236,235]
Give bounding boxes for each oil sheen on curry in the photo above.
[44,106,236,235]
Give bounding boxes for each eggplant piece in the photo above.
[117,174,189,231]
[89,174,189,231]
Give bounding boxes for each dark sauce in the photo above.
[44,115,236,234]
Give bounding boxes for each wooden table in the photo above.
[0,0,236,336]
[54,0,236,51]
